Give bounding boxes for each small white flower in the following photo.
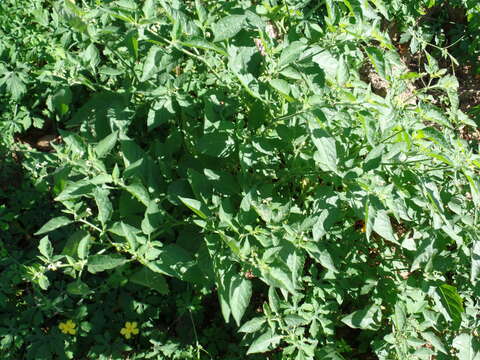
[47,261,62,271]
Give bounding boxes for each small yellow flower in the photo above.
[361,223,366,233]
[58,320,76,335]
[120,321,139,339]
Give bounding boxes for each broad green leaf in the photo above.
[121,222,138,250]
[212,15,246,42]
[336,56,349,85]
[373,210,397,244]
[341,304,382,330]
[124,181,150,206]
[436,284,464,327]
[62,230,90,258]
[269,79,291,97]
[66,280,91,296]
[471,241,480,285]
[229,276,252,326]
[302,241,337,273]
[312,51,339,80]
[246,329,282,354]
[77,234,90,260]
[278,41,307,68]
[452,333,480,360]
[87,254,128,273]
[51,87,72,115]
[129,267,169,294]
[239,316,266,333]
[421,332,447,355]
[38,236,53,259]
[141,46,163,81]
[93,187,113,227]
[95,131,118,158]
[178,196,211,219]
[311,129,338,172]
[35,216,72,235]
[125,29,139,59]
[0,71,27,99]
[366,47,386,79]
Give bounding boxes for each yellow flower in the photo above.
[361,223,366,233]
[120,321,139,339]
[58,320,76,335]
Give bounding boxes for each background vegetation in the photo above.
[1,0,480,359]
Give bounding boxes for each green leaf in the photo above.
[421,332,447,355]
[38,236,53,259]
[471,241,480,285]
[178,196,211,219]
[239,316,266,333]
[124,181,150,206]
[93,187,113,227]
[365,47,386,79]
[341,304,382,330]
[87,254,128,273]
[35,216,72,235]
[302,241,337,273]
[0,71,27,99]
[278,41,307,68]
[312,51,339,80]
[436,284,464,327]
[212,15,246,42]
[129,267,169,294]
[269,79,291,96]
[66,280,91,296]
[51,87,72,115]
[77,234,90,260]
[373,210,397,244]
[95,131,118,158]
[310,129,338,173]
[246,329,282,354]
[141,46,163,81]
[336,56,349,85]
[452,333,480,360]
[125,29,139,59]
[229,276,252,326]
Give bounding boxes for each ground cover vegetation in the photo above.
[1,0,480,359]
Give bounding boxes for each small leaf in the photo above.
[35,216,72,235]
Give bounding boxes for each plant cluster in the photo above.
[1,0,480,359]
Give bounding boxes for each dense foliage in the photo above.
[1,0,480,359]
